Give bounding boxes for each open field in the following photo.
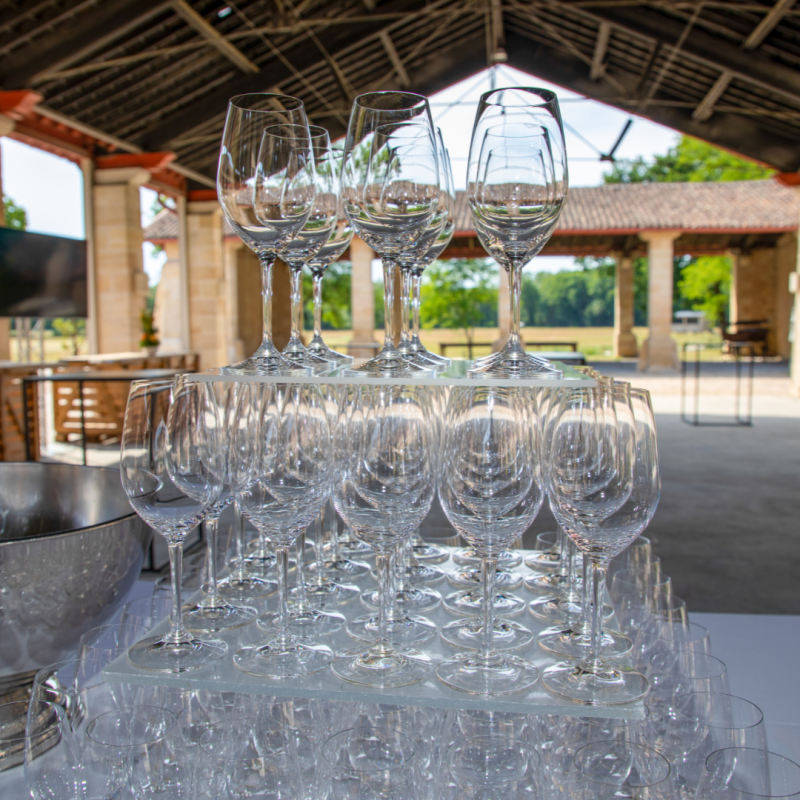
[8,326,738,363]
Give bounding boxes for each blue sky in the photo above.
[1,64,679,285]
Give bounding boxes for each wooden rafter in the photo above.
[590,20,611,80]
[742,0,796,49]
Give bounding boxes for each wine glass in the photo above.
[340,91,440,376]
[234,383,334,678]
[397,127,456,370]
[467,87,567,378]
[332,384,436,687]
[120,379,227,673]
[696,748,800,799]
[217,93,314,374]
[436,386,544,694]
[306,150,355,366]
[542,385,649,705]
[270,124,338,373]
[182,381,258,632]
[217,381,277,601]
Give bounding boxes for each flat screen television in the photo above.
[0,227,87,317]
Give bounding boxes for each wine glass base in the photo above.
[468,348,564,380]
[258,608,345,637]
[299,580,359,608]
[435,652,539,695]
[542,660,649,706]
[306,341,354,366]
[308,557,371,579]
[128,634,227,673]
[182,600,258,632]
[347,613,436,646]
[334,538,374,558]
[395,586,442,613]
[524,572,574,594]
[408,340,450,366]
[217,574,276,601]
[524,550,561,573]
[527,595,582,624]
[219,351,311,376]
[344,350,434,377]
[537,625,632,659]
[448,568,523,591]
[440,618,534,651]
[444,589,526,618]
[233,640,334,679]
[453,548,522,569]
[332,647,432,688]
[404,563,446,586]
[280,341,335,373]
[411,542,450,564]
[242,552,278,576]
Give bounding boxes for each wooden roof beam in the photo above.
[1,0,172,88]
[170,0,259,74]
[590,20,611,80]
[692,70,733,121]
[379,30,410,86]
[743,0,796,49]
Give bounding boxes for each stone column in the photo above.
[613,252,638,357]
[0,115,14,360]
[272,258,292,352]
[185,200,225,370]
[349,236,377,357]
[775,233,797,360]
[639,230,680,371]
[151,240,184,352]
[493,267,510,352]
[791,188,800,398]
[93,167,150,354]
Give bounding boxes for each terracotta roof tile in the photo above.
[143,180,799,242]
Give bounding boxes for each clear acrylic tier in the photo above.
[104,547,644,720]
[193,359,594,388]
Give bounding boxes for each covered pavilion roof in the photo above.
[146,178,799,257]
[4,1,800,189]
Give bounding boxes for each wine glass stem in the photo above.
[480,556,498,660]
[508,263,523,346]
[590,560,608,664]
[557,526,569,578]
[411,272,422,340]
[312,270,324,341]
[566,536,580,603]
[166,539,188,643]
[289,264,303,344]
[233,502,246,578]
[400,267,412,344]
[275,546,291,646]
[382,258,398,353]
[259,252,276,347]
[295,531,308,606]
[203,516,222,607]
[375,552,392,653]
[313,509,326,582]
[328,497,340,561]
[580,554,591,632]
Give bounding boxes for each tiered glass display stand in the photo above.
[106,360,645,719]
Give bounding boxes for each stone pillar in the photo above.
[493,267,510,352]
[349,236,377,357]
[93,167,150,354]
[229,242,262,361]
[775,233,797,360]
[639,230,680,371]
[152,240,184,352]
[185,201,225,370]
[791,188,800,398]
[0,116,14,360]
[730,247,782,356]
[80,158,99,354]
[613,252,638,357]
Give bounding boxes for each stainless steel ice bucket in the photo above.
[0,463,151,686]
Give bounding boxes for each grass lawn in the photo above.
[322,327,726,361]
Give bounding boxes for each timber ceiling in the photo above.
[4,0,800,188]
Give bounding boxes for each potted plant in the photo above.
[140,309,160,356]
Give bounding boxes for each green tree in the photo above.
[420,259,498,344]
[3,196,27,229]
[52,318,86,356]
[678,255,731,329]
[302,261,352,330]
[604,136,773,184]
